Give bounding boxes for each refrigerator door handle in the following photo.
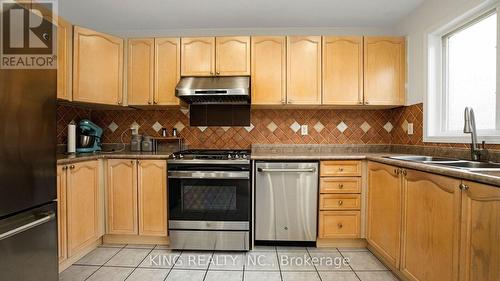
[0,213,55,241]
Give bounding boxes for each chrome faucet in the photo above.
[463,107,482,161]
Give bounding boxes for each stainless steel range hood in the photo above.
[175,76,250,104]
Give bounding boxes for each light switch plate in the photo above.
[407,123,414,135]
[301,125,308,135]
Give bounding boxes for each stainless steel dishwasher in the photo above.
[255,162,318,242]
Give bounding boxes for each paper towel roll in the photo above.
[67,121,76,153]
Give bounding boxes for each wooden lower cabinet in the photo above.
[319,211,360,238]
[459,181,500,281]
[56,165,67,263]
[367,162,402,268]
[400,170,461,281]
[66,161,100,258]
[138,160,168,236]
[106,159,138,235]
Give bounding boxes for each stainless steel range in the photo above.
[167,150,251,251]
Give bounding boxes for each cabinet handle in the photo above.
[130,160,134,164]
[210,71,214,75]
[337,223,343,229]
[62,166,67,170]
[153,101,158,105]
[402,169,407,176]
[117,100,122,105]
[288,99,293,104]
[459,183,469,191]
[338,184,344,189]
[338,167,344,172]
[338,200,343,206]
[358,101,363,105]
[69,165,75,170]
[216,71,220,75]
[364,101,369,105]
[148,101,152,105]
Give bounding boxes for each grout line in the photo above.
[123,247,155,281]
[306,247,323,281]
[162,250,184,281]
[201,251,214,281]
[83,244,127,281]
[337,247,361,281]
[274,247,284,281]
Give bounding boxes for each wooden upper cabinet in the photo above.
[367,162,402,268]
[287,36,322,105]
[73,26,124,105]
[127,39,154,105]
[56,165,67,263]
[364,36,406,105]
[106,159,138,235]
[138,160,167,236]
[401,170,461,281]
[216,36,251,76]
[460,181,500,281]
[56,17,72,101]
[181,37,215,76]
[155,38,181,105]
[251,36,286,105]
[322,36,363,105]
[66,161,100,257]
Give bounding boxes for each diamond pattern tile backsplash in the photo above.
[56,103,500,150]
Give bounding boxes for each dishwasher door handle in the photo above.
[257,168,316,173]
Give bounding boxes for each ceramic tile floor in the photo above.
[60,244,399,281]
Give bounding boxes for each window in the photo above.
[426,7,500,143]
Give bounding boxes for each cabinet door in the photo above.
[251,36,286,105]
[106,159,138,235]
[155,38,181,105]
[73,26,124,105]
[322,36,363,105]
[66,161,100,257]
[56,165,67,263]
[460,181,500,281]
[401,170,461,281]
[138,160,167,236]
[56,17,72,101]
[181,37,215,76]
[216,36,251,76]
[286,36,322,105]
[367,162,402,268]
[127,39,154,105]
[364,37,405,105]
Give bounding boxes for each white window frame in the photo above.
[424,3,500,144]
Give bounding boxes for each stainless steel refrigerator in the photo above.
[0,67,58,279]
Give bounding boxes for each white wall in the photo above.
[397,0,495,105]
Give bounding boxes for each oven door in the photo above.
[168,170,250,222]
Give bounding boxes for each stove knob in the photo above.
[242,154,248,159]
[171,154,176,159]
[227,154,232,159]
[234,154,240,159]
[178,154,184,159]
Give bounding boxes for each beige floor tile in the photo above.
[209,252,245,270]
[278,251,315,271]
[356,271,398,281]
[75,247,121,266]
[174,251,213,270]
[86,267,133,281]
[252,245,276,252]
[243,271,281,281]
[139,249,181,268]
[125,268,169,281]
[342,252,387,271]
[165,269,206,281]
[245,251,280,271]
[105,248,152,267]
[59,265,99,281]
[282,271,321,281]
[319,271,360,281]
[204,270,243,281]
[309,251,351,271]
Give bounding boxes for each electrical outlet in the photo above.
[407,123,414,135]
[301,125,308,136]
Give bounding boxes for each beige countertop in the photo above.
[57,146,500,187]
[250,149,500,187]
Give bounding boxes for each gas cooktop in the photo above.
[169,149,250,161]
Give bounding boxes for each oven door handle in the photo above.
[168,171,250,179]
[257,168,316,173]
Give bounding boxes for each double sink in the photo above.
[388,155,500,172]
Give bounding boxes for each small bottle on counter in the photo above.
[161,128,168,137]
[67,120,76,154]
[172,128,178,137]
[141,135,153,152]
[130,134,142,152]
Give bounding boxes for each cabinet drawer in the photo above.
[320,177,361,193]
[318,211,360,239]
[320,194,361,210]
[321,161,361,177]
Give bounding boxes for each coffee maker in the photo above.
[76,119,103,153]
